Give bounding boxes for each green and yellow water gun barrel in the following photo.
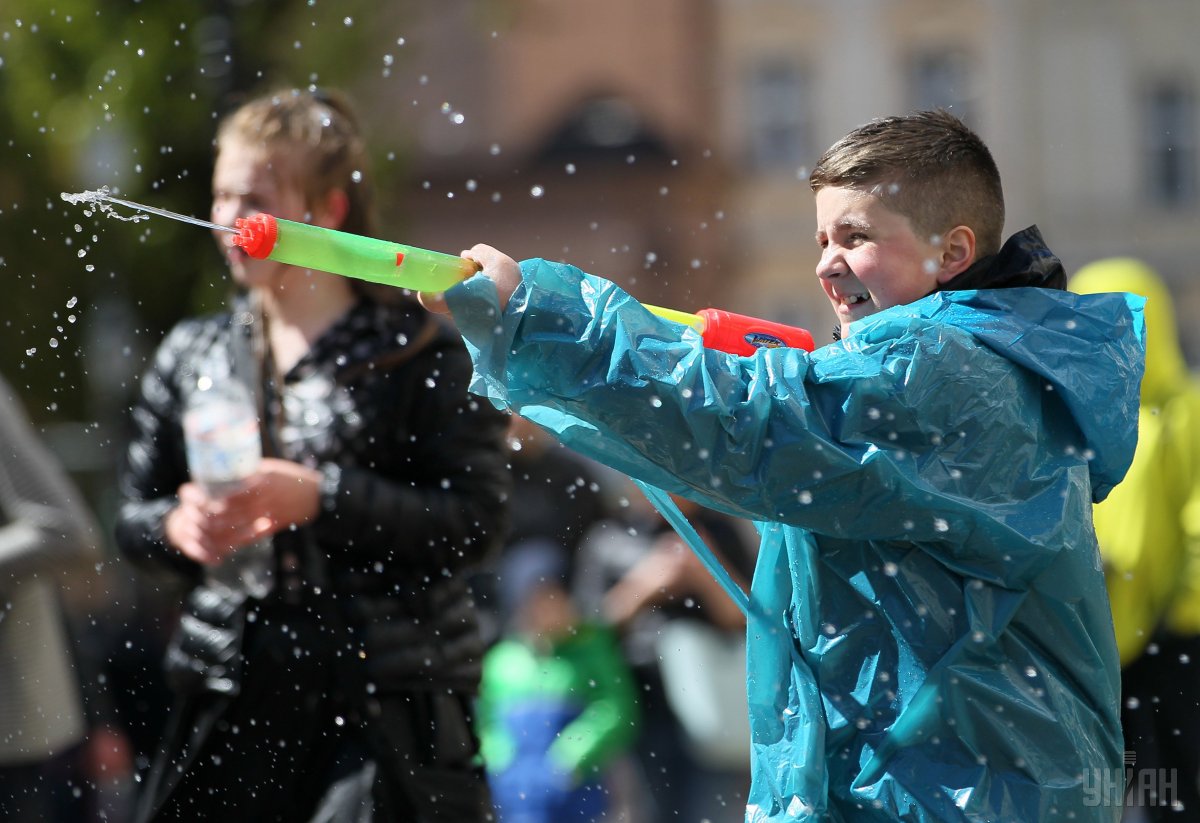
[232,213,812,355]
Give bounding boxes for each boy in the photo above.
[426,110,1144,820]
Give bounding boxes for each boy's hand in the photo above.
[419,244,521,314]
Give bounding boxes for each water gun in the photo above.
[232,213,814,356]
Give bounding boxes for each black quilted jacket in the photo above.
[115,294,511,693]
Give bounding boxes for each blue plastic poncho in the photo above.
[447,254,1144,822]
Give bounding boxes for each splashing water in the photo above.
[60,186,235,233]
[60,188,151,224]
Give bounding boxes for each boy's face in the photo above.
[814,185,952,337]
[211,140,309,289]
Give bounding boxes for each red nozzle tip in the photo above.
[232,213,278,259]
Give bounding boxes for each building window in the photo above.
[745,60,812,173]
[1145,79,1198,208]
[908,51,973,123]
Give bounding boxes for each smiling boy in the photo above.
[429,110,1144,821]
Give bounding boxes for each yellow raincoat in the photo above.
[1073,258,1200,665]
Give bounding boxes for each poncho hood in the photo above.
[846,226,1144,503]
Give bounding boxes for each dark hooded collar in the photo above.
[937,225,1067,293]
[831,225,1065,341]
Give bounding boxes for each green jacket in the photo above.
[477,621,638,778]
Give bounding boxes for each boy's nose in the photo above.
[816,248,844,280]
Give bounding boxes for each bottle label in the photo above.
[183,398,262,489]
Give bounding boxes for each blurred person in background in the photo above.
[476,539,639,823]
[472,414,614,646]
[114,87,510,822]
[1073,258,1200,820]
[0,371,102,822]
[574,489,755,822]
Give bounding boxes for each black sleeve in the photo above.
[113,321,206,584]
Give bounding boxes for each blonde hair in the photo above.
[216,87,374,237]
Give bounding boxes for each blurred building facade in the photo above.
[363,0,1200,355]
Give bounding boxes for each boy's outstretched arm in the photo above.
[419,244,521,314]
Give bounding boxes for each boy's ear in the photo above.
[935,225,976,284]
[313,188,350,230]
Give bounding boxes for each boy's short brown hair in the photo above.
[809,109,1005,257]
[216,88,374,238]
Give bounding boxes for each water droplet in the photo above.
[49,338,59,348]
[883,561,899,577]
[66,296,78,308]
[649,396,662,408]
[1024,666,1037,678]
[77,249,87,258]
[530,185,545,198]
[933,518,949,532]
[25,348,36,356]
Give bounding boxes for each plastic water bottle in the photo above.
[183,375,274,598]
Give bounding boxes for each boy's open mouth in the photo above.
[840,292,870,306]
